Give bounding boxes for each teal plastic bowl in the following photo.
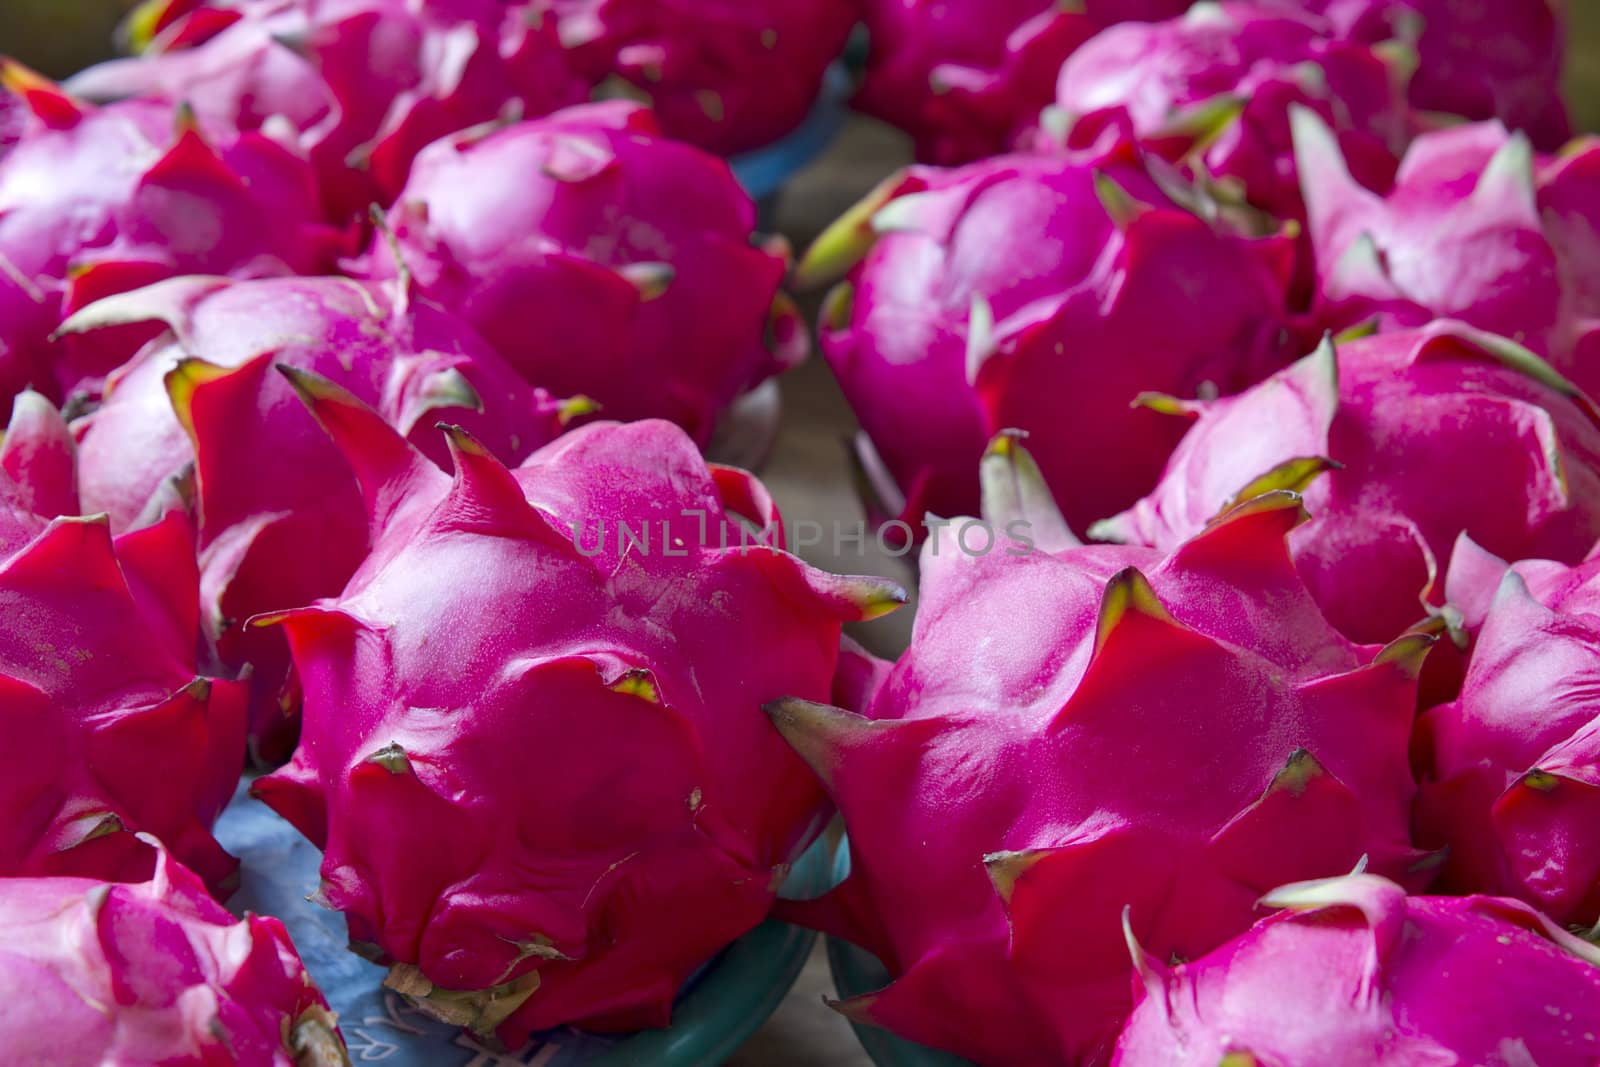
[219,783,833,1066]
[588,839,831,1066]
[821,840,977,1067]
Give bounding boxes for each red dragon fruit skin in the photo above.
[799,138,1299,538]
[1293,108,1600,392]
[1112,872,1600,1067]
[1300,0,1571,150]
[356,101,808,447]
[1098,323,1600,646]
[1408,537,1600,927]
[69,0,588,224]
[252,371,906,1042]
[1049,3,1414,227]
[0,843,349,1066]
[854,0,1192,165]
[543,0,858,156]
[56,274,574,761]
[0,65,341,408]
[0,89,20,158]
[0,390,248,893]
[771,437,1428,1065]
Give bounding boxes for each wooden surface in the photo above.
[723,118,912,1067]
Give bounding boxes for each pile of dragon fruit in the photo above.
[1,0,1597,1064]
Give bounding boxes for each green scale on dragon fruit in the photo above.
[249,368,906,1046]
[768,434,1431,1066]
[55,273,579,762]
[0,389,248,895]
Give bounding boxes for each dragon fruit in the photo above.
[0,844,349,1066]
[542,0,857,156]
[0,90,19,157]
[1098,323,1600,646]
[1048,3,1414,228]
[1409,538,1600,927]
[1112,871,1600,1066]
[252,372,905,1043]
[0,63,339,410]
[1293,109,1600,394]
[0,390,247,891]
[772,436,1427,1065]
[56,274,575,760]
[69,0,588,224]
[1297,0,1571,150]
[356,101,807,447]
[798,137,1298,538]
[853,0,1192,164]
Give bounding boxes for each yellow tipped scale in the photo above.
[0,58,55,99]
[981,847,1055,908]
[1093,170,1152,231]
[556,394,600,426]
[1266,748,1326,799]
[792,169,911,290]
[609,668,661,704]
[163,358,235,442]
[843,578,909,621]
[1220,455,1342,513]
[762,697,898,789]
[0,60,84,129]
[1092,568,1178,658]
[364,742,413,775]
[1371,630,1437,678]
[53,810,125,853]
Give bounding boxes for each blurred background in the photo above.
[5,4,1595,121]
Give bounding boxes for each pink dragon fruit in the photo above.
[356,101,808,446]
[772,436,1428,1065]
[798,137,1299,538]
[1293,108,1600,394]
[1409,537,1600,927]
[252,372,905,1042]
[56,274,576,760]
[0,843,349,1066]
[543,0,858,156]
[0,88,20,158]
[1112,871,1600,1066]
[69,0,588,224]
[1098,323,1600,646]
[0,63,339,410]
[1298,0,1571,150]
[0,390,247,892]
[853,0,1192,164]
[1048,3,1414,228]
